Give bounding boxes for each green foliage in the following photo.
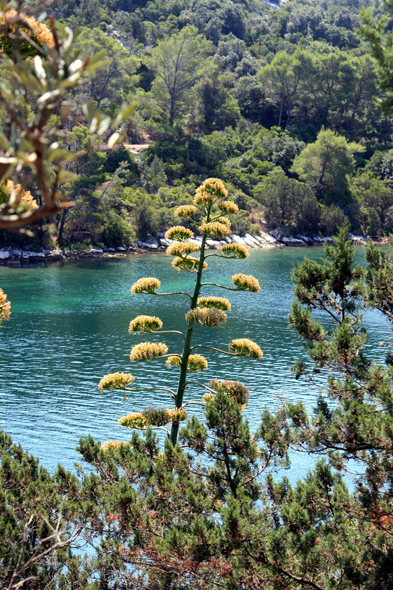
[256,167,319,232]
[0,430,88,590]
[6,0,393,244]
[291,128,364,206]
[143,26,213,127]
[4,221,393,586]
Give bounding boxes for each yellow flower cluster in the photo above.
[0,181,38,214]
[130,342,168,362]
[165,226,194,241]
[142,406,172,427]
[118,413,147,429]
[0,10,54,48]
[232,273,261,293]
[216,216,231,227]
[117,406,188,430]
[166,241,200,257]
[129,315,163,334]
[166,356,181,369]
[188,354,209,372]
[194,189,215,208]
[166,354,208,372]
[185,307,227,328]
[217,200,239,215]
[197,296,231,311]
[199,221,231,239]
[98,372,135,391]
[229,338,263,360]
[209,379,249,405]
[193,178,228,207]
[175,205,198,219]
[169,407,188,424]
[221,243,249,259]
[101,440,127,452]
[131,277,161,295]
[0,289,11,327]
[172,256,207,273]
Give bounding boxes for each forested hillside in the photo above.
[3,0,393,250]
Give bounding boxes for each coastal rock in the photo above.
[117,247,127,251]
[349,233,365,245]
[0,250,10,260]
[206,239,221,249]
[243,237,257,248]
[260,231,277,244]
[231,235,246,244]
[282,237,307,247]
[296,234,313,244]
[253,235,267,245]
[313,236,333,245]
[271,229,284,242]
[188,239,202,247]
[144,236,159,247]
[160,238,171,247]
[137,241,158,249]
[47,250,63,260]
[224,236,232,243]
[245,234,261,246]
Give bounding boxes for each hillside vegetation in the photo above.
[3,0,393,250]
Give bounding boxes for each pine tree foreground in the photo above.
[3,228,393,589]
[77,228,393,589]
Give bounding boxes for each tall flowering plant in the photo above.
[99,178,263,445]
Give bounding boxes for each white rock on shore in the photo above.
[260,231,277,244]
[231,234,246,244]
[137,241,158,249]
[282,237,307,247]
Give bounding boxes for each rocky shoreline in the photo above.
[0,231,368,266]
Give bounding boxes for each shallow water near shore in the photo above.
[0,247,391,483]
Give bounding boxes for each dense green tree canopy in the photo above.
[291,128,364,205]
[4,0,393,248]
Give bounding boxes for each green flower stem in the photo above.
[204,254,236,259]
[201,282,241,292]
[170,206,211,445]
[151,330,186,339]
[190,345,240,357]
[183,401,206,407]
[150,426,171,435]
[185,381,216,393]
[152,291,192,299]
[126,387,177,396]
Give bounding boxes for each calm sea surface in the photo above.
[0,247,390,481]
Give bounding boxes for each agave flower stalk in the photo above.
[99,178,263,446]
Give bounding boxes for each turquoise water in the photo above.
[0,248,390,480]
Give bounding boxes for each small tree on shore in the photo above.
[98,177,263,446]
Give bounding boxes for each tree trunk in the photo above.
[58,209,68,246]
[278,99,284,128]
[169,96,175,127]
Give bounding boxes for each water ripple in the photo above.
[0,248,390,481]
